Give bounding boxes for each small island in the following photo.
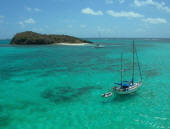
[10,31,92,45]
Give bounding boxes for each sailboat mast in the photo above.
[132,40,135,84]
[121,53,123,85]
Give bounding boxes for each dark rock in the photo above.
[10,31,92,45]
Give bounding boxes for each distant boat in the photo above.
[102,40,142,97]
[94,44,104,48]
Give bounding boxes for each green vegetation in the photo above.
[10,31,92,45]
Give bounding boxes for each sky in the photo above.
[0,0,170,38]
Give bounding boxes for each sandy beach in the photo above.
[54,43,90,46]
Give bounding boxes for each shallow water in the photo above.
[0,39,170,129]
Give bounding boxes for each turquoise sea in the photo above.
[0,38,169,129]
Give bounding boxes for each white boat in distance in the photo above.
[94,44,104,48]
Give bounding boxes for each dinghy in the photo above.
[101,92,112,97]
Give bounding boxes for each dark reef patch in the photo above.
[0,100,38,113]
[96,58,123,64]
[0,113,12,128]
[41,86,102,104]
[145,69,160,77]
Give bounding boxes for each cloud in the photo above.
[82,8,103,15]
[106,9,168,24]
[134,0,170,13]
[25,7,32,12]
[105,0,125,4]
[80,25,87,28]
[142,18,168,24]
[25,7,41,12]
[119,0,125,3]
[107,10,144,18]
[19,18,36,27]
[19,21,24,27]
[67,25,73,28]
[24,18,36,24]
[105,0,113,4]
[34,8,41,12]
[0,15,4,23]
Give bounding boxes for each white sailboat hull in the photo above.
[113,82,142,94]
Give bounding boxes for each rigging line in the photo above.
[121,53,123,86]
[135,45,143,82]
[132,40,135,84]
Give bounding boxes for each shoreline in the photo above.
[53,42,90,46]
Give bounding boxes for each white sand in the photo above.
[53,43,90,46]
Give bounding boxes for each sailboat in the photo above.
[113,40,142,94]
[102,40,142,97]
[94,32,105,48]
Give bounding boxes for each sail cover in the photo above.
[114,80,133,87]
